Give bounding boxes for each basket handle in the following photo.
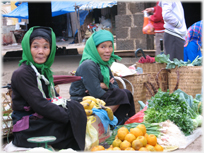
[173,70,180,91]
[155,68,170,89]
[144,81,158,97]
[156,68,180,92]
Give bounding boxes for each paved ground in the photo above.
[1,55,202,152]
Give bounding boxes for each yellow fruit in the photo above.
[83,96,97,103]
[145,133,149,140]
[154,144,164,151]
[124,133,136,143]
[112,147,121,150]
[147,134,157,146]
[104,106,113,121]
[139,147,149,151]
[84,109,93,116]
[80,102,90,109]
[112,138,122,148]
[117,130,128,141]
[137,136,147,147]
[130,127,143,138]
[136,124,146,135]
[118,126,129,134]
[146,144,156,151]
[120,140,131,150]
[124,147,135,151]
[132,139,143,150]
[80,99,92,104]
[91,145,105,151]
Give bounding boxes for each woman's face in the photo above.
[30,38,50,64]
[97,41,113,61]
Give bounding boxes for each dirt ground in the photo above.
[1,54,203,152]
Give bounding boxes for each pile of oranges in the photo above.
[91,124,164,151]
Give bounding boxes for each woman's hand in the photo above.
[100,83,108,89]
[109,77,115,84]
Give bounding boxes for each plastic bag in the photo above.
[142,11,155,35]
[124,106,147,124]
[84,116,99,151]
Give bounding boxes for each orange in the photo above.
[147,134,157,146]
[136,124,146,135]
[146,144,156,151]
[137,136,147,147]
[124,147,135,151]
[130,127,143,138]
[145,133,149,140]
[125,133,136,143]
[117,130,128,141]
[139,147,149,151]
[112,138,122,148]
[120,140,131,150]
[91,145,105,151]
[154,144,164,151]
[118,126,129,134]
[112,147,121,150]
[132,139,143,150]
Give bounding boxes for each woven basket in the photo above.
[116,74,148,113]
[168,66,202,98]
[136,62,168,100]
[2,89,13,138]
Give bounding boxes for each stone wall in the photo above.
[115,2,156,51]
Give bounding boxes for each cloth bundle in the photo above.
[138,55,155,63]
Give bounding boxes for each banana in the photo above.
[101,106,114,121]
[85,109,93,116]
[80,99,92,105]
[82,96,97,103]
[99,99,106,106]
[87,101,95,110]
[80,102,90,109]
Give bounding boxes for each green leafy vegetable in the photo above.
[144,89,202,136]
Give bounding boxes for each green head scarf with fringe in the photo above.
[19,26,56,98]
[80,30,121,88]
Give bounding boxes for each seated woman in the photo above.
[11,26,87,150]
[69,30,135,125]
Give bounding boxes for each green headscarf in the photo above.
[19,26,56,98]
[80,30,121,88]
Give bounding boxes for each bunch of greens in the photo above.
[155,54,202,69]
[144,89,202,136]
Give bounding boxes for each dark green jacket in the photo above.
[69,60,119,101]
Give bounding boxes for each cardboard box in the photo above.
[91,115,111,143]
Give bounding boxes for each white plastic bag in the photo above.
[110,62,137,77]
[84,116,99,151]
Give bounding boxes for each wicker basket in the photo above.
[2,90,13,138]
[116,74,148,113]
[136,62,168,100]
[168,66,202,98]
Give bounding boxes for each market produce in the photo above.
[84,109,93,116]
[144,89,203,136]
[103,123,163,151]
[155,54,202,69]
[80,96,114,120]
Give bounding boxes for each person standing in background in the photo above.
[143,1,165,56]
[184,20,203,62]
[159,1,187,60]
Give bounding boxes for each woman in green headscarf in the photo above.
[69,30,135,124]
[10,26,87,150]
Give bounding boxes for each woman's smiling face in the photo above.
[30,38,50,64]
[97,41,113,61]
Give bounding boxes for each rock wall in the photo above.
[115,2,156,51]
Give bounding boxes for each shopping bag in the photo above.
[142,11,155,35]
[84,116,99,151]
